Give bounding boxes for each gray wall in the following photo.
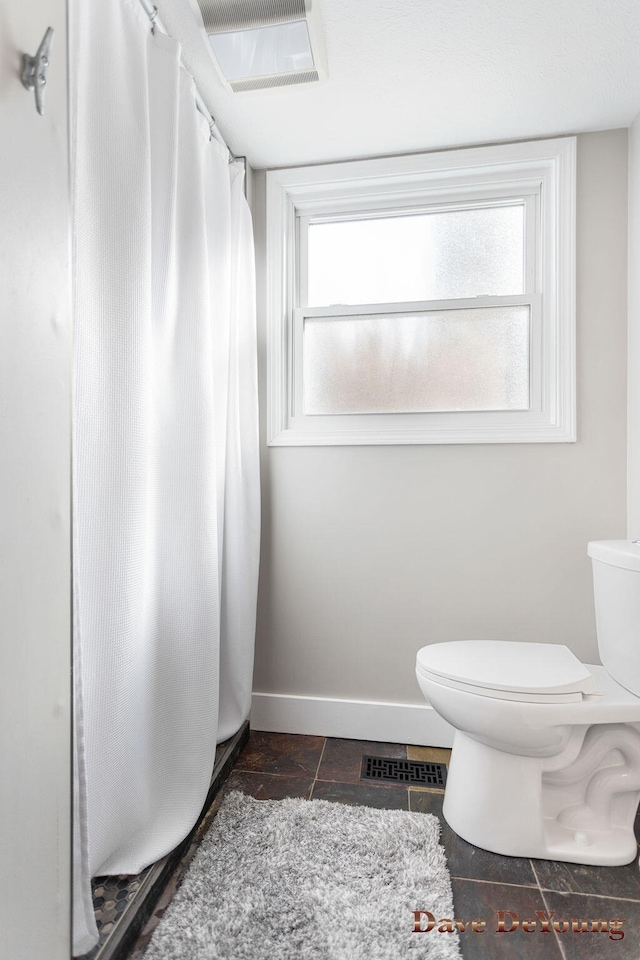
[252,129,628,706]
[628,114,640,538]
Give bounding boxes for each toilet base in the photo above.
[443,728,640,866]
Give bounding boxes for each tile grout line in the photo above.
[314,737,328,779]
[449,876,540,890]
[232,769,420,789]
[309,737,327,800]
[316,776,418,789]
[233,767,317,780]
[531,860,569,960]
[530,855,640,904]
[537,888,640,904]
[539,885,570,960]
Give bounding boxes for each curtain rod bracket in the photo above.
[140,0,235,161]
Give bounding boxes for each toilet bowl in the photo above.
[415,541,640,866]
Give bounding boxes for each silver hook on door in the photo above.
[21,27,54,116]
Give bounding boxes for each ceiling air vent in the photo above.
[190,0,326,93]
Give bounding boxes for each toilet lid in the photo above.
[416,640,596,701]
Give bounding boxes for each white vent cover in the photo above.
[196,0,307,32]
[190,0,326,93]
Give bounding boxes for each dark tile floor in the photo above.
[132,731,640,960]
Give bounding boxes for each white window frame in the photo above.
[266,137,576,446]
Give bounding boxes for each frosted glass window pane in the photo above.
[307,205,524,306]
[303,306,530,414]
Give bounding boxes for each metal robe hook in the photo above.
[21,26,54,116]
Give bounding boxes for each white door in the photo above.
[0,1,71,959]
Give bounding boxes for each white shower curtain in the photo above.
[71,0,260,953]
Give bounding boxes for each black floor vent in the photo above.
[361,756,447,788]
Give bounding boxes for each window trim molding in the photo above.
[266,137,576,446]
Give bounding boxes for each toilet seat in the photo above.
[416,640,596,703]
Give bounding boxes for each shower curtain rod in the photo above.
[138,0,237,161]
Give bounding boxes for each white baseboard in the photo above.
[250,692,455,747]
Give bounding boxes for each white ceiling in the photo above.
[159,0,640,169]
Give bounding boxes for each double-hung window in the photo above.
[266,137,576,445]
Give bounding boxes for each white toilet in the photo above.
[415,540,640,866]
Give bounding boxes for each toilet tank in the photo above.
[588,540,640,697]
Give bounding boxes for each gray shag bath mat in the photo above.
[143,791,462,960]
